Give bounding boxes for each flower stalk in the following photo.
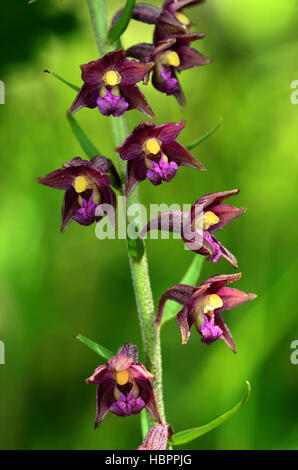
[86,0,166,427]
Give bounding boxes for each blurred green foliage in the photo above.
[0,0,297,450]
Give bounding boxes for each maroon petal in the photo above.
[173,84,186,107]
[36,168,76,190]
[84,166,112,188]
[132,3,162,23]
[134,377,162,423]
[215,287,257,314]
[140,210,188,238]
[175,45,211,71]
[86,365,113,385]
[209,203,247,232]
[162,141,206,170]
[176,306,192,344]
[154,120,185,143]
[157,284,195,325]
[183,229,214,255]
[212,236,238,268]
[108,353,134,372]
[62,157,89,168]
[192,189,240,211]
[214,312,237,354]
[126,43,155,62]
[97,186,117,230]
[126,158,147,196]
[191,190,246,231]
[95,380,117,428]
[116,121,155,161]
[81,50,125,85]
[201,273,242,292]
[118,60,154,85]
[68,83,99,115]
[173,32,206,45]
[80,59,104,85]
[61,188,80,232]
[152,37,177,60]
[111,4,161,28]
[120,84,155,119]
[154,11,187,42]
[164,0,205,11]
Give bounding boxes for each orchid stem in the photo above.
[86,0,166,432]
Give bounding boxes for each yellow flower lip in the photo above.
[145,138,161,155]
[104,70,122,86]
[203,211,220,230]
[204,294,223,313]
[115,369,130,386]
[194,293,224,317]
[174,11,191,26]
[166,51,180,68]
[73,175,88,193]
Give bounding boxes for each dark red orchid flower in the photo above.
[36,156,117,232]
[86,343,161,428]
[157,273,257,352]
[68,49,155,119]
[115,120,205,195]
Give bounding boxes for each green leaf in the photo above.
[169,381,251,446]
[127,224,145,262]
[75,334,114,360]
[44,70,80,92]
[160,255,204,327]
[186,118,222,151]
[67,115,99,158]
[108,0,136,44]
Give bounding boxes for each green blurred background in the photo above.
[0,0,297,450]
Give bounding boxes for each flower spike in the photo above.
[86,343,161,427]
[68,49,155,119]
[157,274,257,352]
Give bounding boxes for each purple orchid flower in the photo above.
[115,120,205,195]
[36,156,117,232]
[138,424,173,450]
[68,49,155,119]
[127,34,210,106]
[157,273,257,352]
[86,343,161,428]
[141,189,246,268]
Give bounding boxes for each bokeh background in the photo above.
[0,0,297,450]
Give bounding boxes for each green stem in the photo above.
[86,0,166,429]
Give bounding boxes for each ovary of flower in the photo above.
[165,51,181,67]
[115,369,130,386]
[104,70,122,86]
[73,175,88,193]
[174,11,190,26]
[203,211,220,230]
[145,138,161,155]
